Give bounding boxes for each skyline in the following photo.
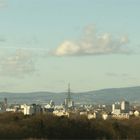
[0,0,140,92]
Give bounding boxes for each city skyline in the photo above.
[0,0,140,92]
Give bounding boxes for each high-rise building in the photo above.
[4,98,8,110]
[121,101,129,113]
[112,102,121,115]
[112,100,130,115]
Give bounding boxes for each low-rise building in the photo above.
[53,110,69,117]
[134,110,140,117]
[87,112,96,119]
[112,113,130,119]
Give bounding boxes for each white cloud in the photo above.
[53,25,129,56]
[0,49,36,77]
[54,41,80,56]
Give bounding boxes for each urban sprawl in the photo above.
[0,85,140,120]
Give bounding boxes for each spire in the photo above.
[67,83,71,101]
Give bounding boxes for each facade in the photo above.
[112,101,130,116]
[134,110,140,117]
[21,104,42,115]
[112,102,121,115]
[112,113,130,119]
[102,113,108,120]
[53,110,69,117]
[121,101,129,113]
[87,112,96,119]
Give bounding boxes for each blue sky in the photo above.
[0,0,140,92]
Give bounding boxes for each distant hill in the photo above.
[76,86,140,104]
[0,86,140,104]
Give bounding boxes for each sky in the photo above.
[0,0,140,92]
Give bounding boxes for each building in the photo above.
[49,100,55,107]
[112,113,130,119]
[121,101,130,113]
[44,100,55,112]
[112,102,121,115]
[53,110,69,117]
[21,104,42,115]
[87,112,96,119]
[0,98,8,112]
[134,110,140,117]
[112,100,130,115]
[102,113,109,120]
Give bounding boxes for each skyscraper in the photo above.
[121,101,129,113]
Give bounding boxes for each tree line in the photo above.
[0,112,140,139]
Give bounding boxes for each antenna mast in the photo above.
[67,83,71,101]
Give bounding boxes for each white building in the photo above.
[112,102,121,115]
[53,110,69,117]
[54,105,64,110]
[112,113,130,119]
[102,113,108,120]
[134,110,140,117]
[21,104,41,115]
[87,112,96,119]
[80,111,87,116]
[112,101,130,115]
[21,104,34,115]
[6,108,17,112]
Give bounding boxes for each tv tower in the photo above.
[64,83,74,110]
[67,83,71,101]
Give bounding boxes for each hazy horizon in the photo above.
[0,85,140,94]
[0,0,140,92]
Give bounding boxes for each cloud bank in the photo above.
[0,49,35,77]
[53,25,129,56]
